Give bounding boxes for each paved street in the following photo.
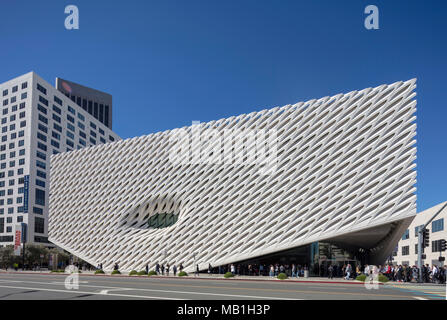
[0,272,444,300]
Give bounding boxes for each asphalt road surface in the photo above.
[0,272,444,300]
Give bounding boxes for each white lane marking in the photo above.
[0,278,300,300]
[100,288,134,294]
[0,284,182,300]
[50,281,89,284]
[414,297,428,300]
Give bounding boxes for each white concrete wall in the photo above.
[393,201,447,267]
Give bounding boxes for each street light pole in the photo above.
[417,227,423,282]
[22,241,25,270]
[21,223,27,270]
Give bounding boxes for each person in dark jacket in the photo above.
[208,263,212,276]
[328,265,334,279]
[397,265,403,282]
[173,264,177,276]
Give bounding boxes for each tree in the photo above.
[0,245,20,269]
[24,244,49,267]
[48,248,70,269]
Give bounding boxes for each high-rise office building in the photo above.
[55,78,113,129]
[0,72,119,247]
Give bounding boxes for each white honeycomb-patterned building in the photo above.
[49,79,417,273]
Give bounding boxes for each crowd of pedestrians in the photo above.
[104,260,446,284]
[381,263,446,284]
[201,263,310,277]
[322,263,446,284]
[153,262,183,276]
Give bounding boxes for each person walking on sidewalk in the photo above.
[328,264,334,279]
[195,264,200,277]
[431,265,439,283]
[208,263,212,276]
[173,264,177,276]
[345,264,352,280]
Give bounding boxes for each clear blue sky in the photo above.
[0,0,445,211]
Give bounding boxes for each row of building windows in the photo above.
[0,148,25,158]
[2,105,26,117]
[0,197,23,205]
[64,92,110,128]
[0,187,24,195]
[1,82,27,97]
[0,206,26,215]
[1,111,26,124]
[0,168,25,178]
[37,101,109,139]
[0,216,44,234]
[36,104,112,151]
[0,161,25,172]
[37,83,112,137]
[0,176,25,187]
[401,240,444,255]
[401,218,444,241]
[2,92,27,106]
[0,205,43,217]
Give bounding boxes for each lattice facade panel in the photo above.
[49,79,417,272]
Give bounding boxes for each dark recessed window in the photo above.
[35,189,45,206]
[38,95,48,106]
[34,216,45,233]
[54,96,63,106]
[37,84,47,95]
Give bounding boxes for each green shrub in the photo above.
[178,271,188,277]
[95,269,105,274]
[356,274,367,282]
[277,273,288,280]
[111,270,121,275]
[355,274,388,283]
[148,270,158,276]
[137,270,148,276]
[129,270,138,276]
[51,269,64,273]
[224,272,234,278]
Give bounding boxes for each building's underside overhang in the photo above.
[218,215,416,268]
